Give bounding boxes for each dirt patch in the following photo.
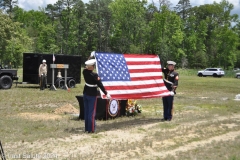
[17,104,79,121]
[18,112,62,121]
[53,103,79,114]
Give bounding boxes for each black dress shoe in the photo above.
[161,118,167,121]
[88,131,95,134]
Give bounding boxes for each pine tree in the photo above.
[0,0,18,17]
[174,0,191,20]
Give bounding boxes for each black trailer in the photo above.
[22,53,81,88]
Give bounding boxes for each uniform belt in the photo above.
[85,83,97,87]
[163,79,173,85]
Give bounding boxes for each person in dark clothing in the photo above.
[83,59,111,133]
[162,61,179,121]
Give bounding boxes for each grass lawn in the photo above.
[0,68,240,159]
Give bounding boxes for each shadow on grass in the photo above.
[14,84,40,89]
[64,117,162,134]
[14,85,54,90]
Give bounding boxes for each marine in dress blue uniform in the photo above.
[162,61,179,121]
[83,59,111,133]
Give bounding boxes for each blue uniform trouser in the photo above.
[83,94,97,132]
[162,96,174,120]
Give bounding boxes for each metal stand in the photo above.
[50,67,57,90]
[62,68,68,90]
[50,64,69,91]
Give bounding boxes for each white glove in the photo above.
[170,91,175,96]
[106,93,111,99]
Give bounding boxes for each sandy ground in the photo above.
[17,104,79,121]
[3,105,240,160]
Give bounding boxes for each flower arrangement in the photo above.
[126,99,142,116]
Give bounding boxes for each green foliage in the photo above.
[109,0,147,53]
[0,0,239,68]
[0,0,18,16]
[0,10,31,66]
[147,5,184,63]
[37,24,57,53]
[5,30,31,67]
[0,10,13,61]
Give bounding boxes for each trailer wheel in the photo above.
[55,78,61,88]
[58,79,65,89]
[68,79,76,88]
[0,75,13,89]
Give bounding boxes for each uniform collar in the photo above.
[85,69,93,72]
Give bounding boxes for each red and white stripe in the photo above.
[100,54,170,99]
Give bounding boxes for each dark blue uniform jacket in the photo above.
[162,68,179,92]
[83,69,107,96]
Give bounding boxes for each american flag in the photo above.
[95,52,170,99]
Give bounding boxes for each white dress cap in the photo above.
[42,59,46,63]
[167,61,176,65]
[90,51,95,57]
[85,59,96,65]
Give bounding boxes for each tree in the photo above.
[184,13,208,68]
[184,0,239,68]
[109,0,147,53]
[233,21,240,67]
[0,10,14,63]
[60,0,78,54]
[37,24,58,53]
[174,0,191,20]
[71,0,87,55]
[146,5,184,64]
[0,10,31,67]
[145,3,158,23]
[84,0,113,54]
[0,0,18,17]
[149,0,172,12]
[214,25,238,68]
[5,29,32,67]
[45,4,58,26]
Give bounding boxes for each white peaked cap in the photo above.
[167,61,176,65]
[90,51,95,57]
[85,59,96,65]
[42,59,46,63]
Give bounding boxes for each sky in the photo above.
[18,0,240,17]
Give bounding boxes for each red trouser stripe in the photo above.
[91,97,97,131]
